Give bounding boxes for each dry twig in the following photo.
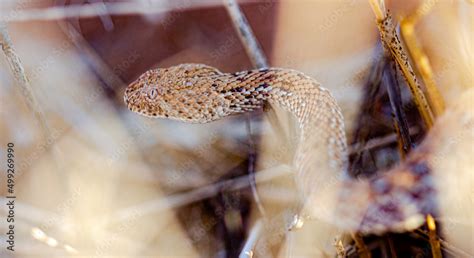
[400,1,445,117]
[223,0,268,68]
[369,0,436,128]
[0,1,244,22]
[223,0,269,225]
[0,22,53,142]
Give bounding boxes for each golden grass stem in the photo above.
[369,1,436,127]
[427,215,443,258]
[374,12,435,128]
[400,1,446,117]
[368,0,386,21]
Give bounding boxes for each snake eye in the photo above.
[147,88,159,100]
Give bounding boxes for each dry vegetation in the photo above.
[0,0,472,257]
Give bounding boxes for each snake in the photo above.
[123,61,445,234]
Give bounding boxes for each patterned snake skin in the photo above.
[124,63,436,234]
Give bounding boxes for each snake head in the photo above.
[124,64,232,123]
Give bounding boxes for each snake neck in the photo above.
[221,68,348,218]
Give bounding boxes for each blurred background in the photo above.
[0,0,472,257]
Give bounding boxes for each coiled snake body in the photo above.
[124,63,436,234]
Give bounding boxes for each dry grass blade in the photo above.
[349,127,419,155]
[223,0,269,224]
[400,3,446,117]
[0,0,242,22]
[383,57,413,156]
[58,21,126,91]
[223,0,268,68]
[0,22,55,144]
[426,215,442,258]
[239,219,262,258]
[112,165,291,223]
[368,0,386,21]
[415,228,472,257]
[369,0,436,128]
[379,14,435,128]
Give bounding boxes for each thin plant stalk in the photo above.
[427,215,443,258]
[383,56,414,156]
[0,22,53,143]
[238,219,263,258]
[223,0,268,69]
[400,2,446,117]
[223,0,269,220]
[369,1,436,128]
